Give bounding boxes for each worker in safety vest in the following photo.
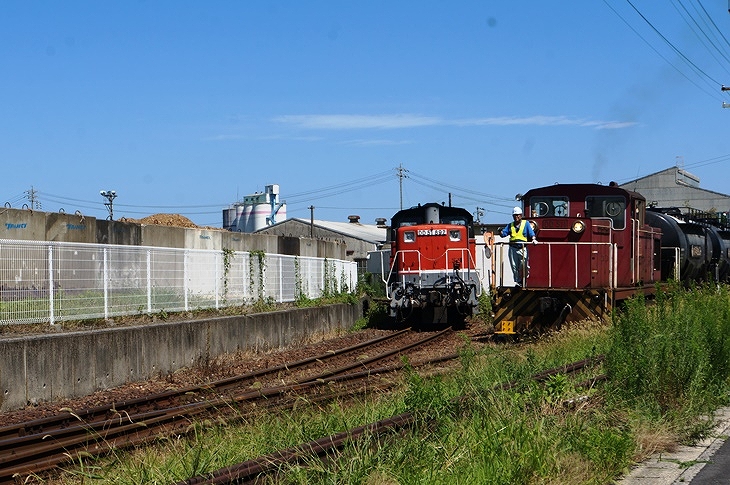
[499,206,537,287]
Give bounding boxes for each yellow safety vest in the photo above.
[509,220,528,242]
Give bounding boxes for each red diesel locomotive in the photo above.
[386,202,482,326]
[491,183,663,334]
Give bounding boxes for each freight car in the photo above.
[385,202,482,326]
[491,182,730,335]
[645,207,730,283]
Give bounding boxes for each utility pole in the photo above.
[100,190,117,220]
[309,205,315,238]
[396,163,408,210]
[24,186,40,209]
[722,85,730,108]
[475,207,484,223]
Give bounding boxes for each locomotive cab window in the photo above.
[442,216,467,226]
[529,196,569,217]
[585,196,625,229]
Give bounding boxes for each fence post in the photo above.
[215,252,220,310]
[48,244,55,326]
[242,252,248,303]
[184,249,189,311]
[146,249,152,314]
[103,247,109,320]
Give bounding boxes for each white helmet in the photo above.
[512,206,523,216]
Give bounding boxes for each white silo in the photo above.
[241,200,254,232]
[251,198,270,231]
[224,184,287,233]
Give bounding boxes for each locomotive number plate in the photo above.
[542,219,571,229]
[417,229,447,236]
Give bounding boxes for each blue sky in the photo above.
[3,1,730,227]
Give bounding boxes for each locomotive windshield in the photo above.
[395,215,468,227]
[529,196,569,218]
[441,216,468,226]
[585,195,626,229]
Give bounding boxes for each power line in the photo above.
[625,0,724,86]
[285,173,394,204]
[696,0,730,52]
[672,0,730,77]
[603,0,725,101]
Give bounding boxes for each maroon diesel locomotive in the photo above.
[386,202,482,326]
[492,183,663,334]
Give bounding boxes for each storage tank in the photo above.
[222,206,241,231]
[241,203,253,232]
[250,202,270,232]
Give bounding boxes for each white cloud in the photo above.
[272,114,442,129]
[339,138,414,146]
[273,114,637,130]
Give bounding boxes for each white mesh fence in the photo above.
[0,239,357,325]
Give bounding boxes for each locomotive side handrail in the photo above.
[492,241,617,289]
[384,248,481,298]
[660,246,682,280]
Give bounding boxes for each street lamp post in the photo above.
[100,190,117,220]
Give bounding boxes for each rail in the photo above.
[0,239,357,325]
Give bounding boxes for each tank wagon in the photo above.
[645,207,730,283]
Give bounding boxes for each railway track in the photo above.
[176,355,607,484]
[0,328,456,483]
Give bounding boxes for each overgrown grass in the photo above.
[49,284,730,484]
[605,282,730,440]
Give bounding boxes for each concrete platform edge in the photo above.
[617,407,730,484]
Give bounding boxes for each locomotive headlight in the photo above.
[449,229,461,241]
[571,220,585,233]
[529,221,538,232]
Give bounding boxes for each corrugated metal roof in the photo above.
[258,218,387,244]
[291,218,387,243]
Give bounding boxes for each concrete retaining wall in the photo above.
[0,303,361,411]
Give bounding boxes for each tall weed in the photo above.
[606,282,730,421]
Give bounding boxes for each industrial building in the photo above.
[255,215,388,271]
[619,166,730,215]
